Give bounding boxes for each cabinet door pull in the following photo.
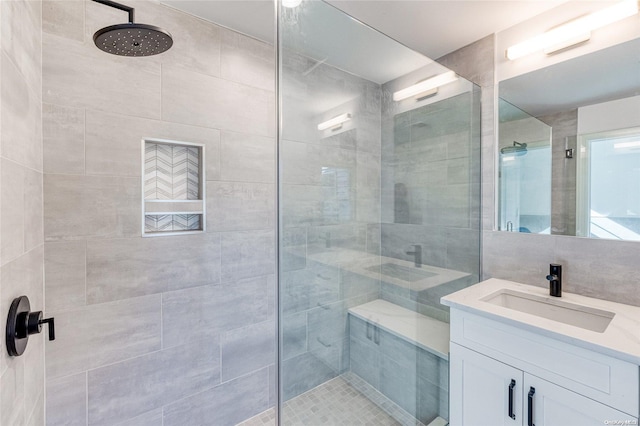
[527,386,535,426]
[508,379,516,420]
[373,325,380,344]
[366,321,372,340]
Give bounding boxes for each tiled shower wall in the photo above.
[42,1,276,424]
[379,73,481,319]
[279,51,382,400]
[0,0,45,424]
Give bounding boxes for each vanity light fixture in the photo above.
[282,0,302,8]
[317,113,352,131]
[506,0,639,60]
[614,141,640,149]
[392,71,458,102]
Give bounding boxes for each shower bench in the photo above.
[347,299,450,424]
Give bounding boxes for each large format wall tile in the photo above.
[86,233,220,303]
[87,339,220,425]
[281,139,356,186]
[45,294,161,379]
[85,110,220,178]
[43,103,85,175]
[42,0,84,42]
[24,168,43,251]
[482,230,556,287]
[356,150,381,223]
[282,312,307,361]
[44,174,140,240]
[146,4,222,78]
[44,240,86,312]
[207,182,275,232]
[23,332,44,422]
[220,230,275,282]
[162,65,275,138]
[1,0,42,101]
[43,33,161,119]
[282,352,336,400]
[1,356,26,425]
[221,320,275,381]
[1,158,25,264]
[163,367,269,426]
[26,392,45,426]
[46,373,86,426]
[1,52,42,171]
[221,28,274,92]
[220,131,275,183]
[554,236,640,305]
[162,276,270,347]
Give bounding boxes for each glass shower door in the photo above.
[277,1,481,424]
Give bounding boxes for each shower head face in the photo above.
[500,142,528,156]
[94,23,173,57]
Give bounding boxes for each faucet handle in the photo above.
[547,264,562,297]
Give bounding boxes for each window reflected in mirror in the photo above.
[577,127,640,240]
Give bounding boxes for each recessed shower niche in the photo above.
[142,138,205,236]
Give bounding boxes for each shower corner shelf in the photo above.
[142,138,206,237]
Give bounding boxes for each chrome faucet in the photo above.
[406,244,422,268]
[546,264,562,297]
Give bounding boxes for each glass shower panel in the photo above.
[278,1,481,425]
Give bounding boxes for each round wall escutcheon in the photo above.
[6,295,31,356]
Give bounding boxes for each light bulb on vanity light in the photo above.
[506,0,639,60]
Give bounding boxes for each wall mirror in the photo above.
[497,13,640,241]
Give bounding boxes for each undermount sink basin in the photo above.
[366,263,437,282]
[482,289,615,333]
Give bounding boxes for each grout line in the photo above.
[85,371,89,426]
[83,108,86,176]
[84,239,88,307]
[160,292,164,350]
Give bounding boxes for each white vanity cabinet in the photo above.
[450,343,635,426]
[448,309,639,426]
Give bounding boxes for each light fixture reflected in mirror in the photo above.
[392,71,458,101]
[317,113,352,131]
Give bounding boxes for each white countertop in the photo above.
[348,299,450,359]
[441,278,640,364]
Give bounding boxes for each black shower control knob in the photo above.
[26,311,55,341]
[27,311,43,335]
[6,295,55,357]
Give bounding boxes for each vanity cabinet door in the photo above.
[524,374,638,426]
[450,342,523,426]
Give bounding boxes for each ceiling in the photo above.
[161,0,567,60]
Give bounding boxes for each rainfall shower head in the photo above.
[92,0,173,57]
[500,141,528,156]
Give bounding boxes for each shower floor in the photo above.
[238,375,418,425]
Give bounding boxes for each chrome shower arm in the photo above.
[92,0,135,23]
